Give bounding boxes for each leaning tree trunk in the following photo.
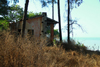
[67,0,70,44]
[57,0,62,42]
[22,0,29,37]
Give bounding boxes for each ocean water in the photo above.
[62,37,100,51]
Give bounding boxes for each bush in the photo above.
[0,20,9,31]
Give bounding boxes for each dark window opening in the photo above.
[28,29,34,35]
[18,29,21,35]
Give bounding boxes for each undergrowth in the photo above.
[0,31,100,67]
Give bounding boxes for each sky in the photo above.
[9,0,100,38]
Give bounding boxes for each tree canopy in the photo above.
[3,4,23,22]
[0,0,20,16]
[69,0,83,9]
[0,0,9,16]
[39,0,57,7]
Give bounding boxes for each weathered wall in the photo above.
[41,13,47,37]
[18,21,23,29]
[18,17,42,37]
[26,17,42,37]
[9,22,17,32]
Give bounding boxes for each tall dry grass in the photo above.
[0,31,100,67]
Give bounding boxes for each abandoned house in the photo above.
[9,12,58,41]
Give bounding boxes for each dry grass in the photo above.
[0,31,100,67]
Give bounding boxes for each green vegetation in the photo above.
[3,4,23,22]
[0,0,19,16]
[47,29,60,38]
[0,0,9,16]
[27,11,42,18]
[54,29,60,36]
[0,20,9,31]
[76,41,85,47]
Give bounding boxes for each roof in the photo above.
[19,15,58,24]
[47,17,58,24]
[19,15,43,21]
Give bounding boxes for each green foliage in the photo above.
[8,0,19,4]
[75,41,85,47]
[12,0,19,4]
[53,39,56,46]
[3,4,23,22]
[54,29,59,36]
[47,29,50,34]
[0,20,9,31]
[39,0,57,7]
[0,0,19,16]
[0,0,9,16]
[47,29,59,36]
[27,11,42,18]
[70,0,83,9]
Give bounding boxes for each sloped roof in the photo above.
[19,15,58,24]
[47,17,58,24]
[19,15,42,21]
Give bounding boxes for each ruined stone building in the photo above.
[9,12,58,41]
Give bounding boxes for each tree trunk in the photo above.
[52,0,54,19]
[57,0,62,42]
[22,0,29,37]
[67,0,70,44]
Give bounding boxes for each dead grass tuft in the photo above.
[0,31,100,67]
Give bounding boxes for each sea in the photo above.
[62,37,100,51]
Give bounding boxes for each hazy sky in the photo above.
[10,0,100,38]
[71,0,100,38]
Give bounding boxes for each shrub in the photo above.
[0,20,9,31]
